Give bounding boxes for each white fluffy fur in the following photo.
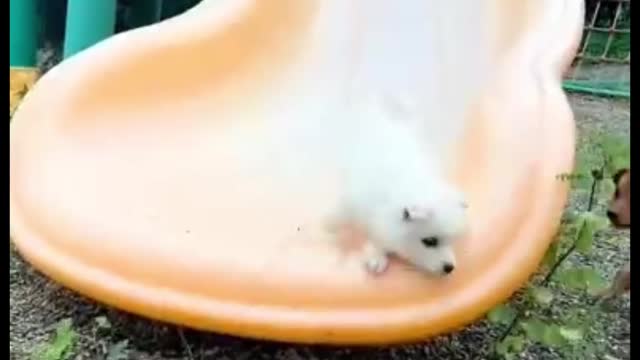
[327,92,469,276]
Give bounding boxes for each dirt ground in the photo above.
[10,93,630,360]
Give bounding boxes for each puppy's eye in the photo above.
[421,237,439,247]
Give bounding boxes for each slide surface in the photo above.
[10,0,583,344]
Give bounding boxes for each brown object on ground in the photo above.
[598,262,630,301]
[599,169,630,300]
[608,169,630,228]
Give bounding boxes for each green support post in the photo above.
[130,0,163,28]
[10,0,38,67]
[63,0,117,58]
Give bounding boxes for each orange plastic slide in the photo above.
[10,0,583,344]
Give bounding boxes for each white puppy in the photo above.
[327,92,469,276]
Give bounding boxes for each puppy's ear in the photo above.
[403,206,433,222]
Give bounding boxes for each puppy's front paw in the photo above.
[363,254,389,275]
[362,243,390,275]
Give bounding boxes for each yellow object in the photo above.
[10,67,39,117]
[10,0,583,344]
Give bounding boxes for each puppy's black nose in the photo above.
[442,263,455,274]
[607,210,618,223]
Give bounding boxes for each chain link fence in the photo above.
[563,0,630,98]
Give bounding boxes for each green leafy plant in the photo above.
[32,318,77,360]
[487,134,629,359]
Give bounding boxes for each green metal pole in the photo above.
[63,0,117,58]
[562,82,630,99]
[129,0,163,28]
[10,0,38,67]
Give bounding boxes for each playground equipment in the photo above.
[9,0,38,67]
[11,1,629,98]
[10,0,119,64]
[9,0,199,65]
[10,0,583,344]
[9,0,200,114]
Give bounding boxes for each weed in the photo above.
[32,318,77,360]
[487,133,630,359]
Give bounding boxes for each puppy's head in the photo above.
[607,169,630,228]
[391,190,469,277]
